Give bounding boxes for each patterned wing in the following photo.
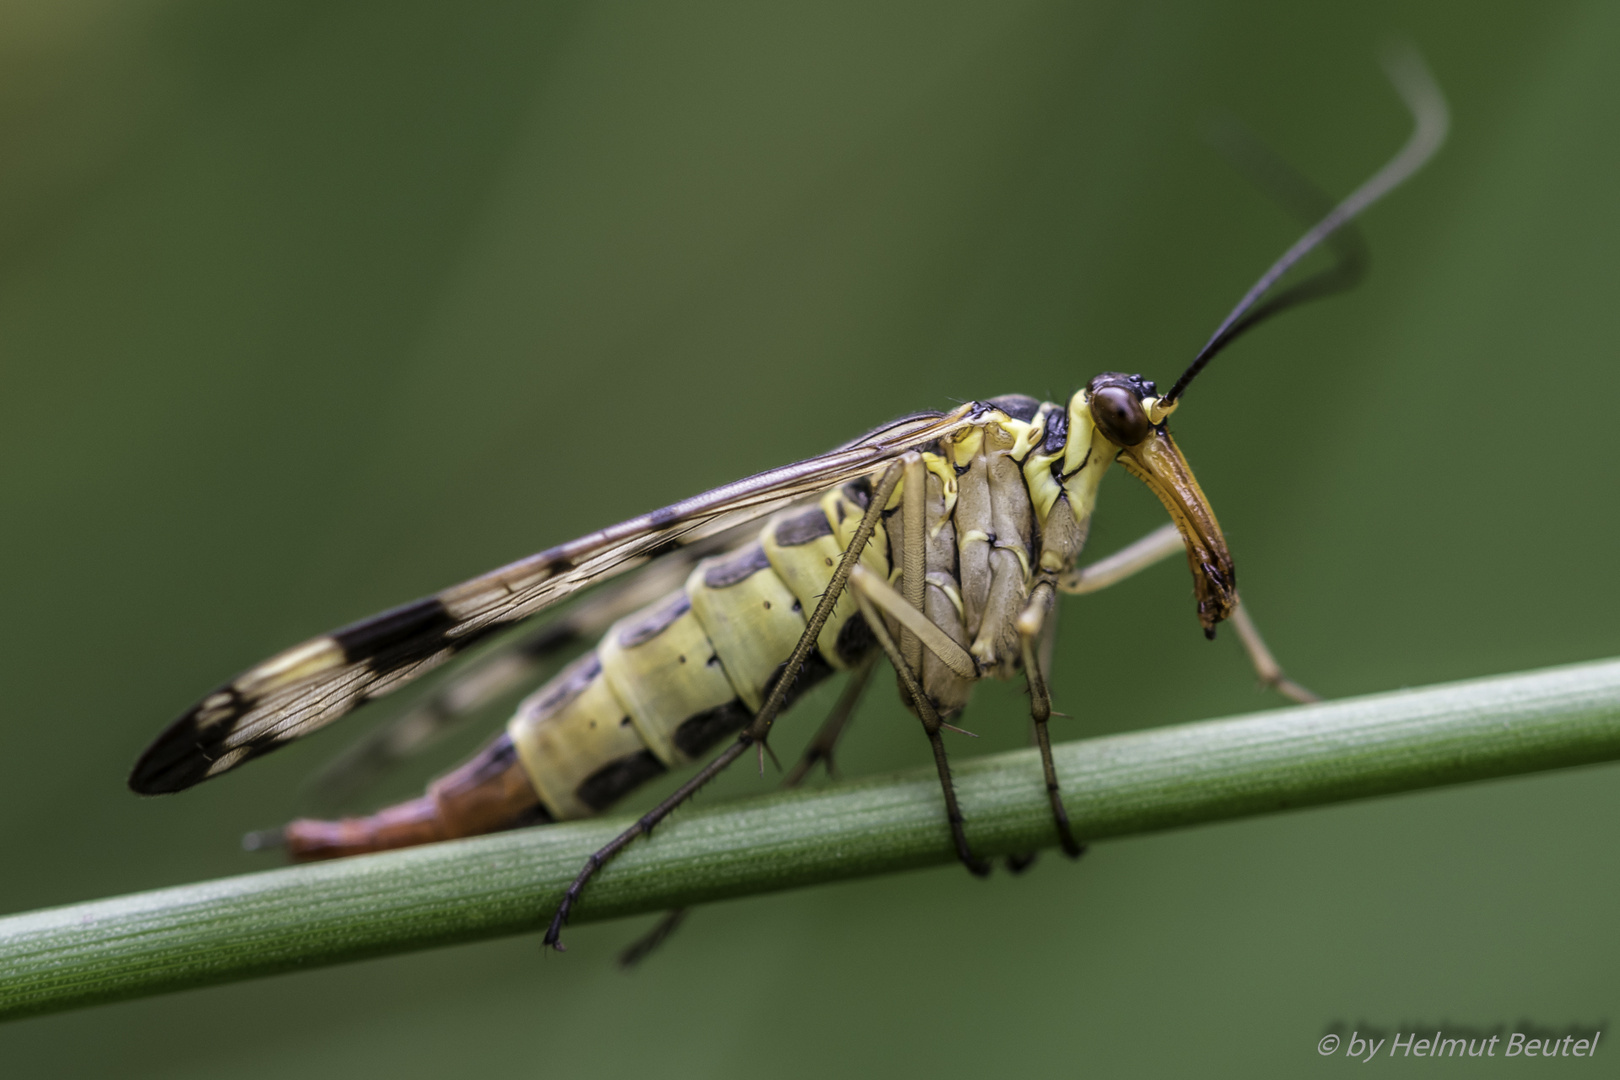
[303,516,762,807]
[129,406,977,794]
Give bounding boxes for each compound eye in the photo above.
[1089,385,1152,446]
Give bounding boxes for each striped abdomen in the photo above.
[506,483,887,820]
[284,483,889,858]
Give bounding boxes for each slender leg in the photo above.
[543,459,906,951]
[853,590,990,876]
[785,655,878,786]
[1000,721,1045,875]
[1016,582,1084,858]
[1059,522,1182,595]
[1229,601,1320,704]
[1024,527,1317,858]
[898,453,927,679]
[545,740,749,951]
[618,657,879,969]
[1062,523,1320,703]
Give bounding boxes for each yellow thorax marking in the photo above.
[1020,402,1063,526]
[1057,389,1117,530]
[1144,395,1177,425]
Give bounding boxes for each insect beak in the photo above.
[1115,428,1236,637]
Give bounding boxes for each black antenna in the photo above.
[1163,44,1450,405]
[1201,115,1369,355]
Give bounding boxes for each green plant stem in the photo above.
[5,657,1620,1021]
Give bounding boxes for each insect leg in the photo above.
[543,739,751,951]
[847,565,975,677]
[1061,522,1319,703]
[544,460,907,951]
[1058,522,1184,595]
[785,654,878,785]
[1227,603,1320,705]
[1013,490,1090,859]
[1016,581,1084,858]
[852,588,991,877]
[617,656,879,969]
[899,453,927,677]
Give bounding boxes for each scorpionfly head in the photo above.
[1064,371,1236,637]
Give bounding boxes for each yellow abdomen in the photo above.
[508,486,886,820]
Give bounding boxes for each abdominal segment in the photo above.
[282,485,885,861]
[282,731,550,861]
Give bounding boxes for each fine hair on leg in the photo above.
[617,656,879,969]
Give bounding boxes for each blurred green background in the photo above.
[2,1,1618,1075]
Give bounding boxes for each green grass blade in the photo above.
[4,657,1619,1022]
